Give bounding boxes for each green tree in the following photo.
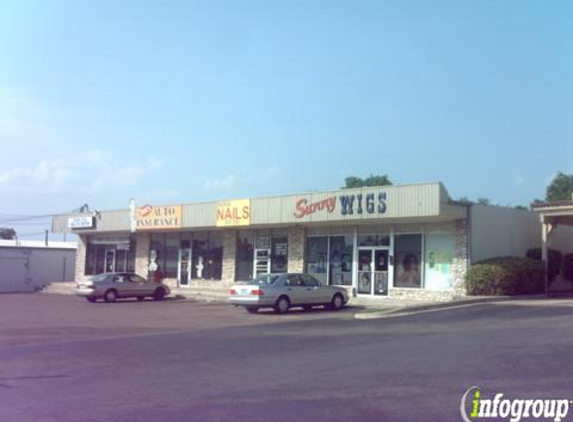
[455,197,475,206]
[477,197,491,205]
[343,174,392,189]
[0,227,16,240]
[546,172,573,202]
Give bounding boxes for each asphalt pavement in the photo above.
[1,294,572,422]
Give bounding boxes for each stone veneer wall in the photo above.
[452,218,469,298]
[388,219,469,302]
[75,235,88,282]
[388,288,456,302]
[135,233,150,280]
[222,230,237,285]
[287,226,306,273]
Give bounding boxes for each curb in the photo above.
[353,294,548,320]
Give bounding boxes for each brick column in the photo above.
[287,226,306,273]
[452,219,469,297]
[75,235,88,282]
[222,230,237,285]
[135,233,150,279]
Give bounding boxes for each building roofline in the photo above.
[75,181,448,213]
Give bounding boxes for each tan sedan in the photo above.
[76,272,170,303]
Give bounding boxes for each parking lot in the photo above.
[0,293,356,349]
[1,293,573,422]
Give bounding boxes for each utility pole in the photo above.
[45,230,49,247]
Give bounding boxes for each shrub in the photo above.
[466,256,546,296]
[562,253,573,282]
[526,248,563,282]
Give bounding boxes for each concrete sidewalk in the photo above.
[351,294,549,319]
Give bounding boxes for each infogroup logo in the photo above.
[460,386,572,422]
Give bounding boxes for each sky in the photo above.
[0,0,571,239]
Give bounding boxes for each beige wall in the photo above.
[470,205,541,263]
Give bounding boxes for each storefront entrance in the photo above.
[254,235,271,276]
[178,246,191,287]
[357,248,390,296]
[104,249,116,273]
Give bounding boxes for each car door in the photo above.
[112,274,131,297]
[285,274,306,305]
[301,274,324,304]
[128,274,149,296]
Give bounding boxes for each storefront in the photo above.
[52,182,541,302]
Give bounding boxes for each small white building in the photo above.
[0,240,77,293]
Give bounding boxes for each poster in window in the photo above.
[424,234,454,290]
[393,234,422,288]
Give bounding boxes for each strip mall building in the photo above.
[51,182,541,302]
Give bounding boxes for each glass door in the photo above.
[104,249,116,273]
[373,249,389,296]
[357,248,389,296]
[255,249,271,276]
[178,244,191,287]
[357,250,372,294]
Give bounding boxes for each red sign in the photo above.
[293,197,336,219]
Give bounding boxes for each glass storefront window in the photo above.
[207,233,223,280]
[329,236,353,286]
[85,239,135,275]
[424,234,454,291]
[127,243,135,272]
[85,241,96,275]
[165,235,179,278]
[236,231,255,281]
[191,233,209,279]
[191,232,223,280]
[150,236,164,280]
[393,234,422,288]
[115,249,127,272]
[271,237,288,273]
[95,245,106,274]
[306,235,354,286]
[306,237,328,285]
[149,233,181,279]
[358,234,390,247]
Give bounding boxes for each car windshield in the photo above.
[92,273,110,283]
[244,274,280,285]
